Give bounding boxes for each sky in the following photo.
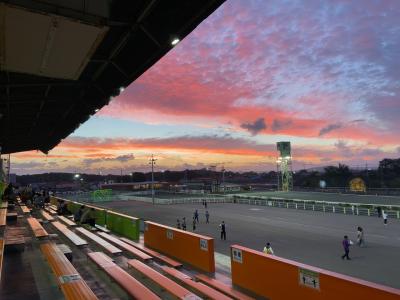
[11,0,400,175]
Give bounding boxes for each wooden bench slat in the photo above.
[27,217,49,238]
[41,210,55,222]
[20,205,31,214]
[195,274,255,300]
[162,266,232,300]
[120,237,182,268]
[58,216,77,227]
[128,259,201,300]
[0,239,4,281]
[0,209,6,226]
[52,221,87,246]
[41,242,98,300]
[97,232,151,260]
[88,252,160,300]
[75,228,122,255]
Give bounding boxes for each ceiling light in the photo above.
[94,108,100,112]
[171,38,180,46]
[119,87,125,93]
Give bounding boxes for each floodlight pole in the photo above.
[149,154,157,205]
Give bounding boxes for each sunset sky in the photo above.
[11,0,400,175]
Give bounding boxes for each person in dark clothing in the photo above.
[220,221,226,240]
[204,201,207,209]
[341,235,352,260]
[194,210,199,223]
[182,217,187,231]
[377,207,382,218]
[205,210,210,224]
[74,205,85,222]
[81,208,96,227]
[176,219,181,229]
[192,217,196,231]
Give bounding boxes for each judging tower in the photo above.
[276,141,293,191]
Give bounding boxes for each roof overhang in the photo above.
[0,0,225,154]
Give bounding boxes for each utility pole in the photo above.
[149,154,157,204]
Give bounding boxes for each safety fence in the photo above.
[231,195,400,219]
[51,196,140,240]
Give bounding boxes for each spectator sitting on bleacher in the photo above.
[33,192,45,209]
[74,205,85,222]
[57,200,70,216]
[80,208,96,227]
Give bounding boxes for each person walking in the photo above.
[341,235,352,260]
[205,210,210,224]
[263,242,274,255]
[356,226,365,247]
[219,221,226,240]
[382,211,388,225]
[182,217,187,231]
[176,219,181,229]
[194,209,199,223]
[192,217,196,231]
[204,201,208,209]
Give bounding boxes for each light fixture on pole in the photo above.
[149,154,157,205]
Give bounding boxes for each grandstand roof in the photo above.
[0,0,225,154]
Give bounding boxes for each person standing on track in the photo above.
[194,209,199,223]
[382,211,388,225]
[263,242,274,255]
[182,217,187,231]
[205,210,210,224]
[192,217,196,231]
[356,226,365,247]
[341,235,352,260]
[219,221,226,240]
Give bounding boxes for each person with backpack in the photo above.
[263,242,274,255]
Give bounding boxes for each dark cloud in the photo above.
[271,119,292,132]
[83,154,135,166]
[240,118,267,135]
[319,123,342,136]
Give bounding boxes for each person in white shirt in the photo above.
[382,211,388,225]
[263,242,274,255]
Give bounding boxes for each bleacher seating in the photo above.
[128,259,201,300]
[58,216,76,227]
[27,217,48,238]
[87,252,160,300]
[97,232,151,261]
[0,209,6,227]
[195,274,255,300]
[41,210,55,222]
[120,237,182,268]
[20,205,31,214]
[0,238,4,281]
[75,228,122,255]
[52,221,87,246]
[161,266,232,300]
[40,242,98,300]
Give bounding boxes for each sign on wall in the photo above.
[232,247,243,263]
[166,229,174,240]
[299,268,320,290]
[200,239,208,251]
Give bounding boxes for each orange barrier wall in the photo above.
[144,221,215,273]
[231,245,400,300]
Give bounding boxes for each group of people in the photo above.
[175,202,227,240]
[2,183,51,208]
[342,226,365,260]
